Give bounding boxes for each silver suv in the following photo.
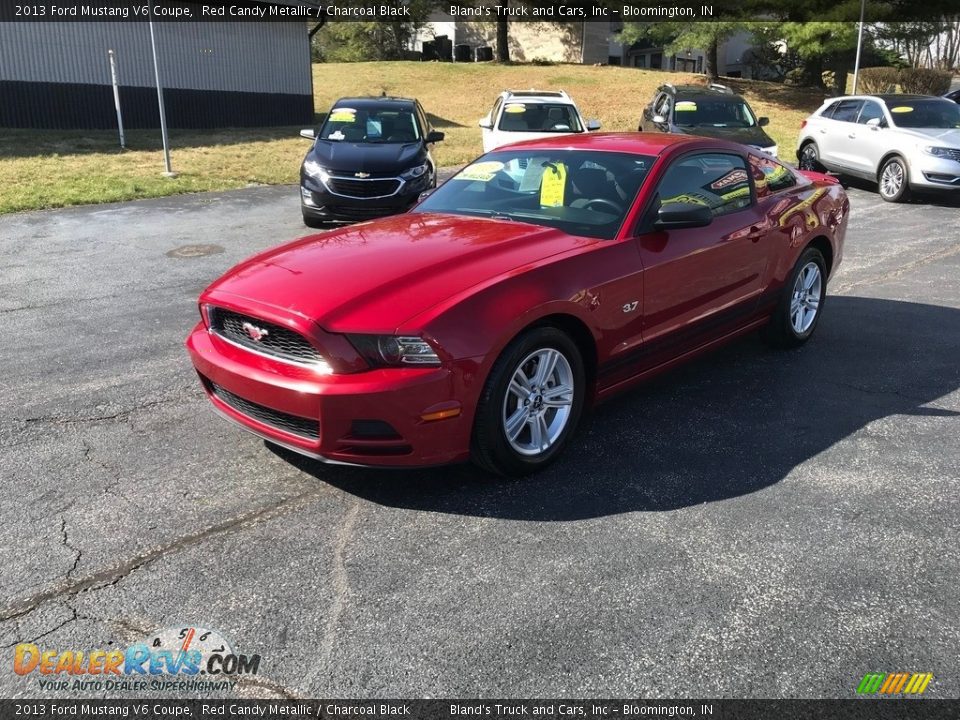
[797,94,960,202]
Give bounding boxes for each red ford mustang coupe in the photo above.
[187,133,848,476]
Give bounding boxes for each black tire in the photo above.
[878,156,911,203]
[302,214,326,229]
[798,141,823,172]
[472,326,586,477]
[762,247,828,349]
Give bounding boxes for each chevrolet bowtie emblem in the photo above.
[354,172,371,178]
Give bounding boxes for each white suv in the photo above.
[797,94,960,202]
[479,90,601,152]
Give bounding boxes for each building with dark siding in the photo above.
[0,19,316,129]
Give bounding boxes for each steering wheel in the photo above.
[583,198,623,214]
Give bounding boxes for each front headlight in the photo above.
[923,145,957,159]
[401,163,429,179]
[347,335,441,367]
[302,159,329,181]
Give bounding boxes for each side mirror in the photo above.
[479,117,492,129]
[758,116,770,127]
[586,119,602,131]
[426,130,445,143]
[654,202,713,230]
[652,114,666,124]
[417,188,436,204]
[866,117,882,129]
[299,128,316,140]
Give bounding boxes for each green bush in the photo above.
[858,67,900,94]
[897,68,953,96]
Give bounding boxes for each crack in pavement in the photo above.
[0,485,331,623]
[318,499,361,672]
[18,397,185,427]
[60,516,82,583]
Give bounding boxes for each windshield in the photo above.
[497,103,583,133]
[884,99,960,129]
[319,106,420,144]
[673,99,758,128]
[413,150,654,240]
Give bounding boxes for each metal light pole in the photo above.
[147,0,176,177]
[852,0,866,94]
[107,49,125,150]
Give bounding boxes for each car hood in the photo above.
[204,213,596,333]
[676,125,775,148]
[894,127,960,146]
[306,140,425,174]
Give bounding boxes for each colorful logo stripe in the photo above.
[857,672,933,695]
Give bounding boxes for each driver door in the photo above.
[634,151,770,368]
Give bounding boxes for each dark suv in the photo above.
[639,83,778,158]
[299,97,444,227]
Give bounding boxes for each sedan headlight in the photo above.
[302,160,329,181]
[401,163,429,179]
[923,145,958,159]
[347,335,440,367]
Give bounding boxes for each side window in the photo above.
[749,153,797,194]
[857,101,884,125]
[490,97,503,126]
[821,101,842,119]
[831,100,863,123]
[657,153,752,217]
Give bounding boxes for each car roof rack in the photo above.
[708,82,734,94]
[505,90,570,99]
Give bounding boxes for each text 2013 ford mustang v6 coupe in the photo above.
[187,133,848,476]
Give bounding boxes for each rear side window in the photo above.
[657,152,752,217]
[831,100,864,123]
[821,101,842,118]
[750,153,797,194]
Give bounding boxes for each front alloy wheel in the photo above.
[798,143,822,172]
[878,157,910,202]
[473,327,585,477]
[790,262,822,335]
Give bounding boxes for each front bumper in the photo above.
[909,154,960,190]
[186,322,475,467]
[300,173,430,222]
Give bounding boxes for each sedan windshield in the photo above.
[498,103,583,133]
[884,99,960,129]
[413,150,654,240]
[674,99,758,128]
[319,107,420,144]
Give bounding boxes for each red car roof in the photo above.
[494,131,706,155]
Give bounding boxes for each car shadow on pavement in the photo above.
[269,296,960,521]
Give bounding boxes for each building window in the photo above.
[696,57,703,73]
[608,56,622,66]
[634,54,646,68]
[651,53,662,69]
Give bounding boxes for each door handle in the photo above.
[818,128,826,134]
[746,225,764,243]
[848,133,856,139]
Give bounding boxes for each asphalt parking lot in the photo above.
[1,176,958,699]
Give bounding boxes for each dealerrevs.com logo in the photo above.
[13,626,260,692]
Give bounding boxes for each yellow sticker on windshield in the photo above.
[329,109,357,122]
[504,104,526,114]
[540,162,567,207]
[455,160,504,183]
[675,101,698,111]
[890,106,914,113]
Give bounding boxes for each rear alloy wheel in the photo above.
[878,156,910,203]
[798,142,823,172]
[472,327,585,477]
[762,247,827,349]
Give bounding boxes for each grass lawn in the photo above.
[0,62,829,215]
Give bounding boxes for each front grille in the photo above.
[210,382,319,440]
[327,205,400,220]
[210,308,322,365]
[326,177,401,198]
